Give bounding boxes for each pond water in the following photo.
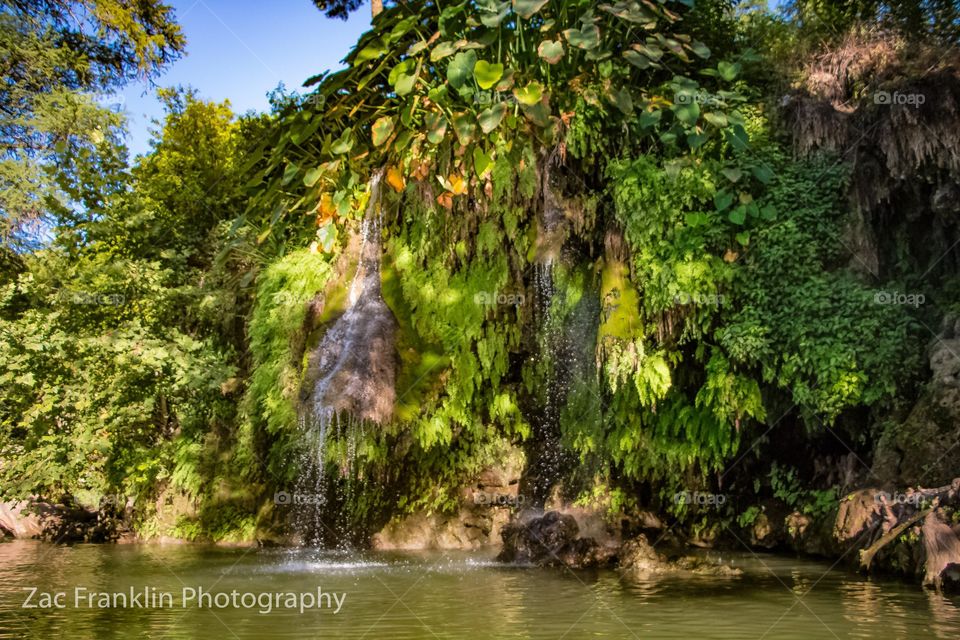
[1,540,958,639]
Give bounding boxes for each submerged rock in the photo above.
[618,534,743,579]
[497,510,616,569]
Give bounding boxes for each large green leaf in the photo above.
[372,116,395,147]
[478,0,511,27]
[600,1,658,26]
[473,146,493,178]
[426,112,447,144]
[447,50,478,89]
[564,24,600,50]
[479,102,509,133]
[473,60,504,90]
[281,162,299,186]
[330,129,353,155]
[453,112,477,146]
[431,41,460,61]
[538,39,565,64]
[718,61,741,81]
[513,81,544,106]
[513,0,549,19]
[673,100,700,126]
[354,39,386,64]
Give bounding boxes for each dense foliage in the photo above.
[0,0,953,542]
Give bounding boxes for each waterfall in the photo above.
[293,172,395,546]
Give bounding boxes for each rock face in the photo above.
[497,510,616,568]
[301,214,397,425]
[872,315,960,486]
[0,499,125,542]
[373,455,524,550]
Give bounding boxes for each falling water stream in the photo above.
[294,174,386,546]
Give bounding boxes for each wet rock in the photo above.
[373,455,523,550]
[497,510,615,569]
[872,316,960,486]
[618,535,743,579]
[618,534,669,575]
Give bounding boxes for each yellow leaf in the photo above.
[386,165,406,192]
[449,174,467,195]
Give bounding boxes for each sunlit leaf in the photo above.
[473,60,504,90]
[513,81,544,106]
[372,116,395,147]
[479,102,508,133]
[538,40,565,64]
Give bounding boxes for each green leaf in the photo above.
[372,116,395,147]
[600,2,658,25]
[632,43,663,61]
[282,162,299,186]
[513,0,549,19]
[479,102,509,133]
[623,50,658,70]
[673,100,700,126]
[513,81,544,106]
[752,164,774,184]
[538,40,565,64]
[609,86,633,115]
[760,204,777,220]
[431,41,460,61]
[521,101,551,127]
[704,112,728,128]
[453,112,477,146]
[479,0,511,27]
[426,112,447,144]
[714,190,734,212]
[689,41,711,59]
[735,231,751,245]
[473,146,493,178]
[388,59,416,86]
[728,206,746,225]
[303,166,323,187]
[394,73,417,96]
[473,60,504,90]
[564,24,600,50]
[317,222,337,252]
[447,50,478,89]
[718,61,741,81]
[330,129,353,155]
[721,167,743,183]
[354,39,386,64]
[639,109,662,128]
[687,132,707,149]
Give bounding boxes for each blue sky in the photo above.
[115,0,373,156]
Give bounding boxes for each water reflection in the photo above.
[0,542,957,639]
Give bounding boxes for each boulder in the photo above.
[497,510,616,569]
